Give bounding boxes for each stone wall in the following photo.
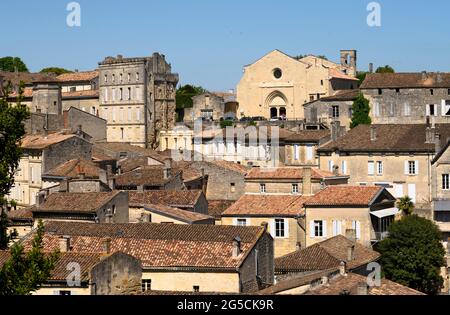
[41,137,92,173]
[65,107,107,142]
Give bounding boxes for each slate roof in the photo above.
[20,222,266,270]
[360,72,450,89]
[304,186,383,207]
[318,124,450,153]
[275,235,380,273]
[32,191,121,213]
[128,190,203,208]
[222,194,309,217]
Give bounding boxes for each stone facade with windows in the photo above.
[99,53,179,148]
[360,72,450,124]
[236,50,358,121]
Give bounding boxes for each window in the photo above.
[142,280,151,292]
[260,183,266,194]
[128,108,132,121]
[378,89,382,95]
[328,160,334,172]
[352,221,361,239]
[119,73,123,83]
[430,89,434,95]
[136,72,140,81]
[236,219,247,227]
[396,88,400,93]
[128,87,132,100]
[404,103,411,116]
[104,88,109,102]
[275,219,286,238]
[294,144,300,161]
[368,161,375,175]
[306,145,314,161]
[427,104,437,116]
[119,88,123,101]
[128,73,131,82]
[292,184,299,194]
[332,105,340,118]
[136,108,141,122]
[388,103,395,117]
[341,161,348,175]
[448,89,450,95]
[104,74,108,83]
[406,161,418,175]
[111,88,116,101]
[112,74,115,83]
[443,100,450,116]
[273,68,282,79]
[120,128,124,140]
[230,183,236,193]
[332,220,342,236]
[443,174,450,190]
[314,220,324,237]
[373,102,380,117]
[193,286,200,293]
[320,80,324,86]
[376,161,383,175]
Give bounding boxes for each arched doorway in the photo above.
[270,107,278,119]
[266,91,288,120]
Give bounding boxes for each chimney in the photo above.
[357,282,369,296]
[368,63,374,73]
[331,121,340,142]
[99,169,108,185]
[232,236,242,258]
[103,237,112,254]
[59,180,69,193]
[163,159,172,179]
[302,167,313,196]
[435,134,442,154]
[370,126,377,141]
[339,261,347,276]
[346,229,357,243]
[333,165,340,176]
[260,221,269,232]
[321,276,329,286]
[59,236,71,253]
[347,245,355,262]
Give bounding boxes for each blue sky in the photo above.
[1,0,450,91]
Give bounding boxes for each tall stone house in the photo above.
[360,72,450,124]
[98,53,179,149]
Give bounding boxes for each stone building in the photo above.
[304,89,359,129]
[317,124,450,213]
[236,50,358,121]
[98,53,179,148]
[360,72,450,124]
[184,91,238,122]
[22,221,274,294]
[7,131,93,208]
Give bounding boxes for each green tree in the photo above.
[40,67,72,76]
[377,215,446,295]
[350,93,372,129]
[356,71,368,85]
[376,65,395,73]
[397,196,415,216]
[0,82,30,249]
[0,57,28,72]
[176,85,207,110]
[0,220,60,295]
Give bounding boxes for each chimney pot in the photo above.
[347,245,355,261]
[59,236,71,253]
[103,237,112,254]
[370,126,377,141]
[302,167,313,196]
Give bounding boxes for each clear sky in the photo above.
[2,0,450,91]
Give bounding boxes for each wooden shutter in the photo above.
[404,161,409,175]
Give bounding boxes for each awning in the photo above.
[371,208,400,218]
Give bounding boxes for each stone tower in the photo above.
[98,53,179,149]
[340,50,357,77]
[31,80,62,115]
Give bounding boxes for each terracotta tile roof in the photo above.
[0,251,102,282]
[45,159,102,179]
[318,124,450,153]
[8,87,33,98]
[360,72,450,89]
[304,186,383,207]
[7,207,34,222]
[284,130,330,142]
[62,89,99,99]
[195,126,295,141]
[275,235,380,273]
[245,167,339,180]
[33,191,121,213]
[314,89,360,102]
[307,272,425,295]
[119,155,168,173]
[94,142,169,160]
[21,132,81,150]
[129,190,203,208]
[57,70,99,82]
[208,200,236,219]
[222,194,309,217]
[0,71,56,86]
[115,167,181,187]
[208,160,249,175]
[144,204,213,224]
[329,68,359,81]
[92,149,117,162]
[21,222,266,270]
